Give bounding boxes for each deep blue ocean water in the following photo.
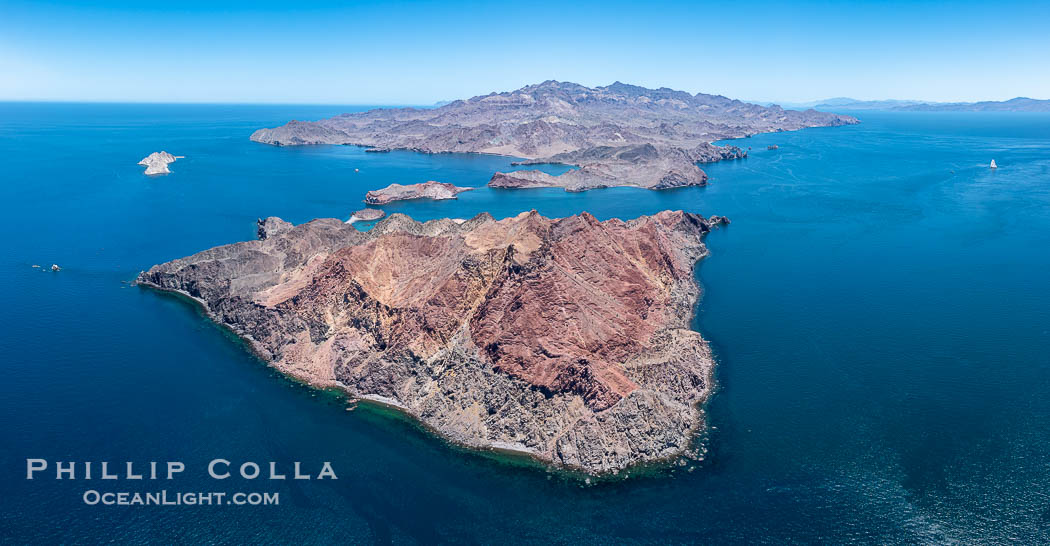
[1,103,1049,543]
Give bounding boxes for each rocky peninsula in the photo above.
[138,210,724,473]
[491,143,747,191]
[139,151,181,175]
[364,181,473,205]
[251,81,857,191]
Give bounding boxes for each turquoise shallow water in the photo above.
[1,103,1049,543]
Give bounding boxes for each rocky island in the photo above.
[251,81,857,191]
[348,208,386,223]
[364,181,473,205]
[138,210,725,473]
[139,151,181,175]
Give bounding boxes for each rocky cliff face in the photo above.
[138,210,724,473]
[250,80,857,191]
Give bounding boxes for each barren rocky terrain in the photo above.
[348,208,385,222]
[138,151,179,175]
[138,210,726,473]
[364,181,473,205]
[251,81,857,191]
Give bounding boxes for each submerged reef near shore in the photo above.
[138,210,727,473]
[251,80,856,191]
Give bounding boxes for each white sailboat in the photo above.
[990,159,998,169]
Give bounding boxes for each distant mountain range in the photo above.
[892,97,1050,112]
[765,97,1050,112]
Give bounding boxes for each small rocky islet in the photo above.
[139,151,181,175]
[141,80,856,474]
[364,181,472,205]
[348,208,386,223]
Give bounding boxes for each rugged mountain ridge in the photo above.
[251,81,857,191]
[138,210,725,473]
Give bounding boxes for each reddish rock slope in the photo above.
[138,210,723,473]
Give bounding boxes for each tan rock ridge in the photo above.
[364,181,473,205]
[137,210,726,473]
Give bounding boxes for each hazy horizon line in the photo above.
[3,93,1047,109]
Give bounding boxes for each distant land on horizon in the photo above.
[766,96,1050,112]
[251,80,856,193]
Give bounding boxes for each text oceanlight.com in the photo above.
[82,490,279,506]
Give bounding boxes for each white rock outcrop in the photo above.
[139,151,180,175]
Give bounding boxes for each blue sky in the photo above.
[2,0,1048,104]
